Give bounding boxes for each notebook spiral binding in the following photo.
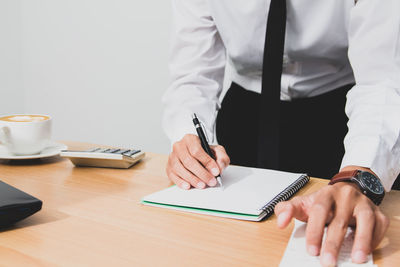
[260,174,310,215]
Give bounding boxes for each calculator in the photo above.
[60,147,145,169]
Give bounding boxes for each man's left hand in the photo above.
[274,170,389,266]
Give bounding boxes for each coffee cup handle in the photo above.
[0,126,11,145]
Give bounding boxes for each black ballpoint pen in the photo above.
[192,113,223,188]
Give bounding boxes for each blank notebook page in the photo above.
[142,165,304,215]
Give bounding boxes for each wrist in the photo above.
[330,167,385,205]
[330,180,360,192]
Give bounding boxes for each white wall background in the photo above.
[1,0,172,153]
[0,0,24,114]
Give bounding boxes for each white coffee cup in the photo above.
[0,114,52,155]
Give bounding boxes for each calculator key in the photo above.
[125,150,141,157]
[102,148,113,153]
[122,150,133,155]
[87,148,101,152]
[109,149,121,153]
[118,149,132,154]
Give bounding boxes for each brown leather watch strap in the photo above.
[329,170,359,185]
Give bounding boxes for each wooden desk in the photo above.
[0,142,399,266]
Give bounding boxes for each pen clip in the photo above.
[199,120,210,143]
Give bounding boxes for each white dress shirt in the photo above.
[162,0,400,191]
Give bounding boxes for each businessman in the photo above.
[163,1,400,266]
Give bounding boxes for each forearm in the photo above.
[163,0,226,145]
[342,0,400,191]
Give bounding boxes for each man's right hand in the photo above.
[166,134,230,189]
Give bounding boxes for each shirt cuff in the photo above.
[164,118,216,151]
[341,137,400,192]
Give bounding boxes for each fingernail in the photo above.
[208,178,217,187]
[181,182,190,190]
[307,245,319,256]
[353,250,367,263]
[197,181,206,189]
[211,168,219,176]
[321,253,336,267]
[277,211,289,227]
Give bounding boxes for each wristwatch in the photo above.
[329,170,385,205]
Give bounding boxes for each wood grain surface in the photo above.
[0,141,399,266]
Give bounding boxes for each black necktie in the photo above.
[257,0,287,169]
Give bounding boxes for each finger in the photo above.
[371,210,390,249]
[211,145,230,171]
[186,137,220,177]
[306,195,333,256]
[168,171,190,190]
[177,145,217,187]
[351,203,375,263]
[275,196,309,229]
[321,209,353,267]
[172,156,206,189]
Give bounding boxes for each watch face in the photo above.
[360,172,384,194]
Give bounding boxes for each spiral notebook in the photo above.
[141,165,309,221]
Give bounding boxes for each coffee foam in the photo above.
[0,115,49,122]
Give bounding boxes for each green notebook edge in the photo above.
[141,200,261,219]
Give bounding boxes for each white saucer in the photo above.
[0,142,68,160]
